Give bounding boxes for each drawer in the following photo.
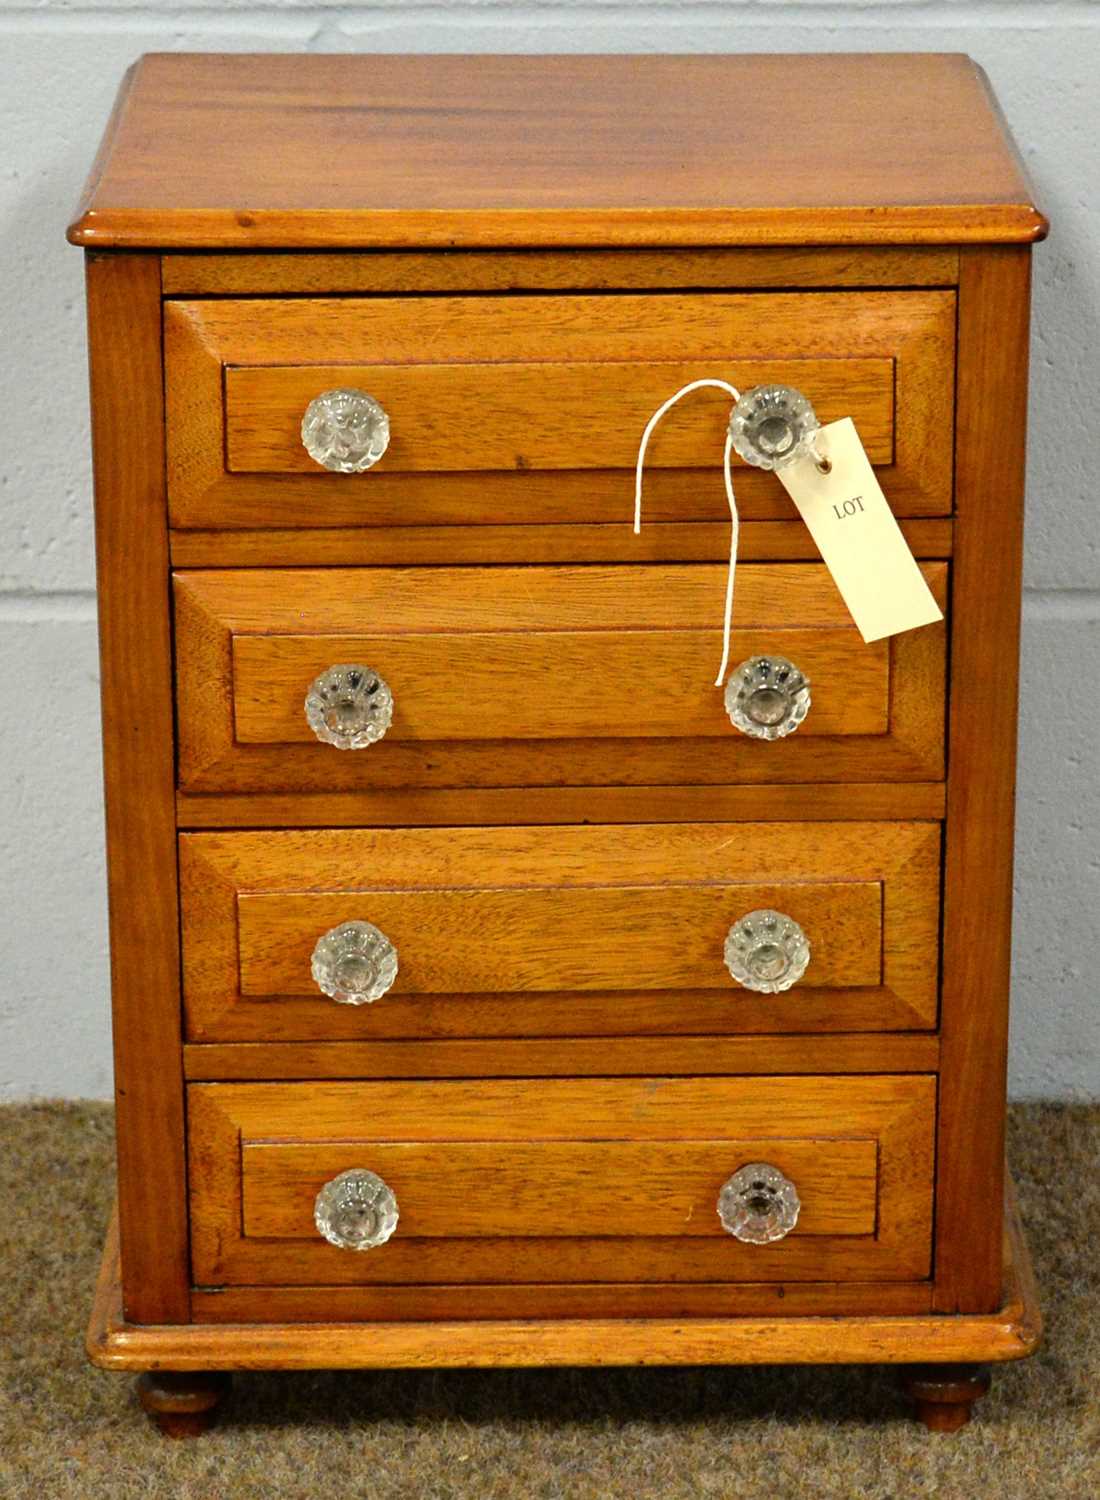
[174,564,947,792]
[180,821,941,1042]
[188,1075,936,1293]
[165,290,955,530]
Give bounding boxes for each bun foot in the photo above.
[899,1364,991,1432]
[137,1370,231,1438]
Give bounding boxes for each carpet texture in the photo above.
[1,1101,1097,1499]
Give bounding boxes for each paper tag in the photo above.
[777,418,943,644]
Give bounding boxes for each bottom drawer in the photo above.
[189,1075,935,1307]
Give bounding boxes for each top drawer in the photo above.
[165,291,955,530]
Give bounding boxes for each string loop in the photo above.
[634,379,741,688]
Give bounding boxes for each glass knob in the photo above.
[724,909,810,993]
[314,1168,399,1250]
[311,920,398,1005]
[305,663,393,749]
[725,654,810,740]
[729,384,820,471]
[301,387,390,473]
[717,1162,801,1244]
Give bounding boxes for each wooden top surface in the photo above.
[69,52,1046,250]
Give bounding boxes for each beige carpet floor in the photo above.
[1,1101,1097,1499]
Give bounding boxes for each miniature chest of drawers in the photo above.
[72,52,1046,1436]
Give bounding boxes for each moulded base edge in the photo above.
[88,1184,1040,1373]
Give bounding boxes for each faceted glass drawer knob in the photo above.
[314,1168,399,1251]
[729,384,820,471]
[305,664,393,749]
[725,655,810,740]
[724,909,810,993]
[311,920,399,1005]
[717,1162,801,1244]
[301,387,390,473]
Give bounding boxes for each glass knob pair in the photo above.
[299,382,820,477]
[302,654,810,751]
[309,908,809,1006]
[312,1160,799,1251]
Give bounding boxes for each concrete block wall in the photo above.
[1,1,1097,1099]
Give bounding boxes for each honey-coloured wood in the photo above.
[182,1033,942,1082]
[84,254,189,1325]
[187,1075,936,1289]
[238,881,882,997]
[69,54,1046,250]
[161,246,960,296]
[191,1280,934,1325]
[88,1186,1042,1369]
[180,821,941,1042]
[165,290,955,528]
[234,628,889,745]
[227,356,895,475]
[175,782,948,831]
[75,51,1045,1426]
[174,564,948,795]
[935,246,1033,1315]
[243,1137,880,1241]
[167,516,955,571]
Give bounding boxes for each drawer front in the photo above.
[181,821,941,1041]
[175,564,947,792]
[237,883,881,997]
[188,1075,936,1291]
[165,290,955,529]
[246,1138,879,1241]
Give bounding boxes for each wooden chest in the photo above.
[72,52,1045,1436]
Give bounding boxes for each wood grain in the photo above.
[76,52,1043,1377]
[187,1075,935,1286]
[191,1280,933,1324]
[88,1186,1041,1369]
[175,782,947,831]
[84,253,189,1324]
[179,821,941,1042]
[243,1138,879,1240]
[182,1034,941,1081]
[233,628,889,745]
[161,246,959,296]
[226,357,895,474]
[237,881,882,996]
[168,517,955,570]
[165,290,955,527]
[174,564,948,793]
[69,54,1046,249]
[934,245,1032,1314]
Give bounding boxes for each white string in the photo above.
[714,431,740,687]
[633,378,741,689]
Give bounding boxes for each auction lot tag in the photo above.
[777,418,943,643]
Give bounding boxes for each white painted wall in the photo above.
[1,2,1097,1100]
